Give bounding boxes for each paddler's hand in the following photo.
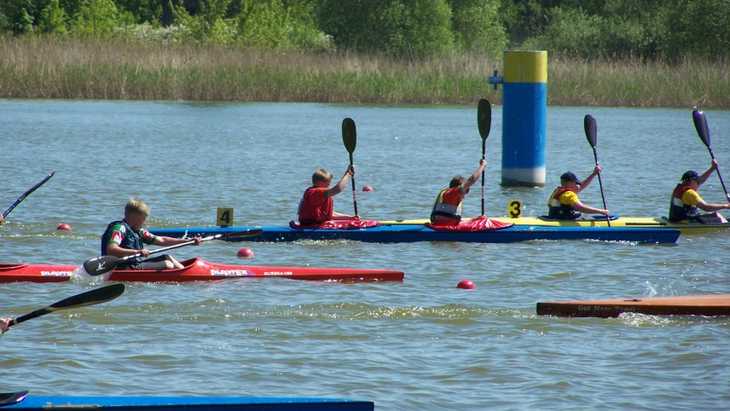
[1,318,10,333]
[711,159,719,170]
[479,158,486,168]
[139,249,151,258]
[593,165,602,175]
[0,215,4,224]
[345,165,355,177]
[193,236,203,245]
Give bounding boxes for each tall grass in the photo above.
[0,36,728,107]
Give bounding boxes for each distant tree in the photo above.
[72,0,121,36]
[39,0,67,33]
[449,0,506,55]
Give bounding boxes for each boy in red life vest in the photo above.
[668,160,730,223]
[298,166,354,225]
[430,159,487,224]
[547,166,608,220]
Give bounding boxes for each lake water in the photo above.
[1,100,729,410]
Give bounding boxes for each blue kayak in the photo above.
[2,394,373,410]
[150,224,680,244]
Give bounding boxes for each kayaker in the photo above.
[668,160,730,223]
[101,198,200,269]
[547,167,609,219]
[1,317,9,333]
[430,159,487,224]
[297,166,354,225]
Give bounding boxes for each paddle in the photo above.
[2,171,55,219]
[477,99,491,216]
[584,115,611,227]
[0,391,29,406]
[82,230,261,276]
[6,283,124,328]
[342,117,358,217]
[692,108,730,201]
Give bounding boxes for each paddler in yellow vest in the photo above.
[430,159,486,224]
[668,160,730,223]
[547,167,609,219]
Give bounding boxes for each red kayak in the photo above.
[0,258,404,283]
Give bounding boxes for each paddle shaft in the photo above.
[348,152,358,216]
[2,171,55,218]
[591,148,611,227]
[706,146,730,200]
[481,141,486,216]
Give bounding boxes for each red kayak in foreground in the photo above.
[537,294,730,318]
[0,258,404,283]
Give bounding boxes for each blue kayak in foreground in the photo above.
[150,224,680,244]
[2,395,372,410]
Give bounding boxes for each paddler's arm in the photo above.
[697,160,718,186]
[325,165,354,197]
[461,159,487,192]
[695,199,730,212]
[151,235,202,246]
[573,201,608,216]
[1,317,10,333]
[577,165,601,192]
[106,243,150,258]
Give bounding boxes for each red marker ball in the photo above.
[362,185,374,192]
[237,247,254,259]
[56,223,72,231]
[457,279,475,289]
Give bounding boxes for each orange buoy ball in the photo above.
[457,279,475,290]
[56,223,72,231]
[237,247,254,259]
[362,185,374,192]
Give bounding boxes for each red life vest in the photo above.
[431,187,464,221]
[668,182,698,222]
[298,187,333,225]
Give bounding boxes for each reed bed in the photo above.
[0,36,728,107]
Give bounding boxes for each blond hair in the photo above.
[312,168,333,185]
[125,198,150,217]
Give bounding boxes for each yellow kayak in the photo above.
[379,216,729,235]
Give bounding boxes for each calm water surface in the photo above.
[1,101,729,410]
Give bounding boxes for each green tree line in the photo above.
[1,0,729,59]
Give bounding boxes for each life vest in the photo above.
[101,220,143,255]
[668,182,699,222]
[298,186,333,225]
[431,187,464,221]
[547,186,581,220]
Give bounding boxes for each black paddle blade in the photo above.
[83,255,121,276]
[11,283,125,326]
[220,229,263,241]
[0,391,29,406]
[477,98,491,141]
[584,114,598,147]
[692,109,711,147]
[342,117,357,154]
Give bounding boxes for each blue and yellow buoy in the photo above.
[489,50,547,187]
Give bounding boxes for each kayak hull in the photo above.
[150,225,680,244]
[2,395,373,410]
[0,258,403,283]
[537,294,730,318]
[381,215,729,234]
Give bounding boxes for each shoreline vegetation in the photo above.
[1,36,728,108]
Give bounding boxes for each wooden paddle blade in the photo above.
[0,391,29,406]
[12,284,125,326]
[584,114,598,147]
[477,98,492,140]
[342,117,357,154]
[692,109,711,147]
[82,255,121,276]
